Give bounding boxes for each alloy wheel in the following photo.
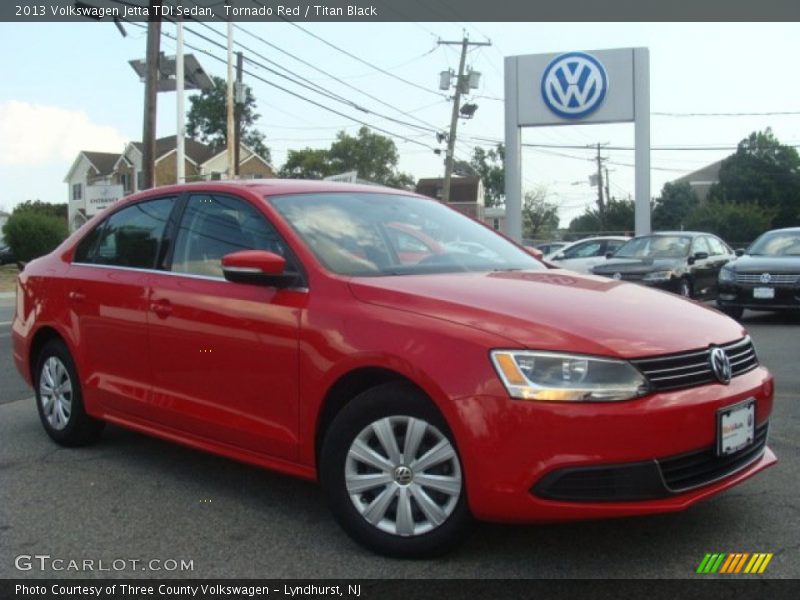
[39,356,73,431]
[345,416,462,537]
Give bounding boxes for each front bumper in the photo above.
[718,281,800,311]
[450,366,775,522]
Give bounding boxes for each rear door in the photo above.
[67,196,176,415]
[145,192,305,460]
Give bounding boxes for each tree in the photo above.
[3,202,68,262]
[278,127,414,188]
[328,127,414,188]
[685,201,775,247]
[186,76,271,162]
[279,148,334,180]
[521,188,559,239]
[470,144,504,207]
[708,128,800,228]
[568,198,635,235]
[652,181,700,230]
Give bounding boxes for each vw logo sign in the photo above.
[709,347,732,385]
[613,272,622,280]
[760,272,772,284]
[541,52,608,119]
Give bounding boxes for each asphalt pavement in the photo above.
[1,303,798,579]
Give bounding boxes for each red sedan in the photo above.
[11,180,776,556]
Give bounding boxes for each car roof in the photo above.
[142,178,414,198]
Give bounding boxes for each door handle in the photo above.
[68,290,86,302]
[150,299,173,319]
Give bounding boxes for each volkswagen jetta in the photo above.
[11,181,776,556]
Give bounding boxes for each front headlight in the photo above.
[719,267,735,282]
[642,270,673,282]
[491,350,649,402]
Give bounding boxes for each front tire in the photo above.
[35,340,104,446]
[320,382,470,557]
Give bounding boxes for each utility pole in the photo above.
[226,20,235,179]
[595,143,607,230]
[234,51,243,176]
[438,35,491,203]
[176,16,185,184]
[142,0,161,190]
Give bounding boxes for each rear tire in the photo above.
[35,340,104,447]
[320,382,470,557]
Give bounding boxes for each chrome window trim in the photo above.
[69,261,309,293]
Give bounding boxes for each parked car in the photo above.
[717,227,800,319]
[546,236,629,273]
[12,181,775,557]
[0,244,16,265]
[534,241,566,256]
[592,232,735,299]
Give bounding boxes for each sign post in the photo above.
[504,47,650,241]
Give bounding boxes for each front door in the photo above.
[146,192,305,461]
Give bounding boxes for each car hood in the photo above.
[593,257,683,274]
[348,270,744,359]
[729,255,800,273]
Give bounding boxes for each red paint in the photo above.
[12,180,775,523]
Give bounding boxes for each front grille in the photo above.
[631,337,758,392]
[735,273,799,285]
[658,423,769,492]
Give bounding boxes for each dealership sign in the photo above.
[504,47,650,240]
[85,184,124,216]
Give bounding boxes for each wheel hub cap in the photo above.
[393,465,413,486]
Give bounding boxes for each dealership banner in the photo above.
[3,0,800,22]
[3,579,800,600]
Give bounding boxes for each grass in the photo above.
[0,265,19,294]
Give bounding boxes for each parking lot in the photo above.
[1,292,798,579]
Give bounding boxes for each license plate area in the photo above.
[753,287,775,299]
[717,399,755,456]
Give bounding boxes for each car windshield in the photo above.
[613,235,692,259]
[748,230,800,256]
[267,192,545,276]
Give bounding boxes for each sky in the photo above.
[1,20,798,225]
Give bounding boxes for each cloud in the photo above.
[0,101,128,167]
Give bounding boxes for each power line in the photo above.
[250,1,448,100]
[162,30,439,152]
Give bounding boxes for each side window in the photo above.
[706,236,727,256]
[606,240,625,255]
[171,194,289,278]
[692,236,711,256]
[74,197,174,268]
[564,241,602,259]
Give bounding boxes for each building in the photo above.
[65,136,275,231]
[415,176,486,221]
[670,159,723,202]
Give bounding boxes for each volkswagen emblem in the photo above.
[393,465,413,486]
[759,272,772,284]
[613,272,622,280]
[709,347,732,384]
[541,52,608,119]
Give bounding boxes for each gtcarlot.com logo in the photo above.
[696,552,773,574]
[14,554,194,572]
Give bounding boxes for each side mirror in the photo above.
[694,251,709,260]
[735,248,745,257]
[221,250,298,288]
[605,251,614,259]
[552,253,565,261]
